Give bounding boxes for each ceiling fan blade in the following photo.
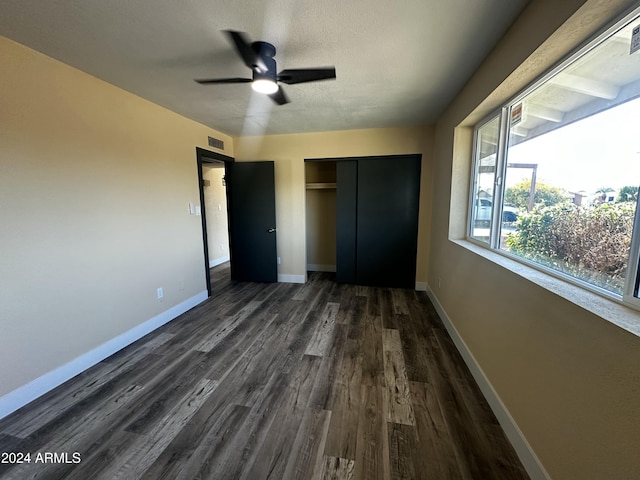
[224,30,268,73]
[278,67,336,85]
[268,86,290,105]
[194,77,252,84]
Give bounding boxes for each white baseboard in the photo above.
[425,285,551,480]
[209,255,230,268]
[0,290,208,421]
[415,281,427,291]
[307,264,336,272]
[278,274,306,284]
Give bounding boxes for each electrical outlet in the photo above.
[157,287,164,299]
[219,243,224,252]
[277,257,281,265]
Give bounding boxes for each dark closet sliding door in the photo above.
[336,160,358,284]
[356,155,421,288]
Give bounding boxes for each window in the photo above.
[470,115,500,244]
[469,7,640,307]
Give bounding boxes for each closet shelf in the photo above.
[306,182,336,190]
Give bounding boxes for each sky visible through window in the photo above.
[506,97,640,195]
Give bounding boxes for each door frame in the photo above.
[196,147,234,297]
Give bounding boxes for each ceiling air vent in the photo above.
[208,136,224,150]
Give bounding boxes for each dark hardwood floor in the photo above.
[0,264,530,479]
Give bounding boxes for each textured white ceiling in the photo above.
[0,0,529,137]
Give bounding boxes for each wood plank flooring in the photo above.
[0,264,530,479]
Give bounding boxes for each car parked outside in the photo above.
[475,198,518,224]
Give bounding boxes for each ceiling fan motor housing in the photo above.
[251,41,277,81]
[253,67,277,83]
[251,41,276,58]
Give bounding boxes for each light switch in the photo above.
[195,205,201,216]
[188,202,195,215]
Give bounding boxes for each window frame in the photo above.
[467,4,640,311]
[468,113,500,245]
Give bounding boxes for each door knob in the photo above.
[268,228,277,233]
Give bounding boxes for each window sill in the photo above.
[454,239,640,338]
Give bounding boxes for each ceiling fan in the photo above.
[194,30,336,105]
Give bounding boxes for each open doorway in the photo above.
[197,148,279,292]
[202,161,230,268]
[196,147,233,296]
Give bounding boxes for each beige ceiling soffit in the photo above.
[610,30,630,44]
[525,104,565,122]
[549,73,620,99]
[510,125,529,137]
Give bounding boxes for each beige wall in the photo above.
[4,2,640,476]
[305,161,337,270]
[234,127,434,284]
[202,165,230,264]
[429,1,640,479]
[0,36,232,397]
[305,189,337,268]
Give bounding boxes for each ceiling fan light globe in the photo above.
[252,79,278,94]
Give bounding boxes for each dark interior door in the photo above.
[226,161,278,282]
[356,155,421,288]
